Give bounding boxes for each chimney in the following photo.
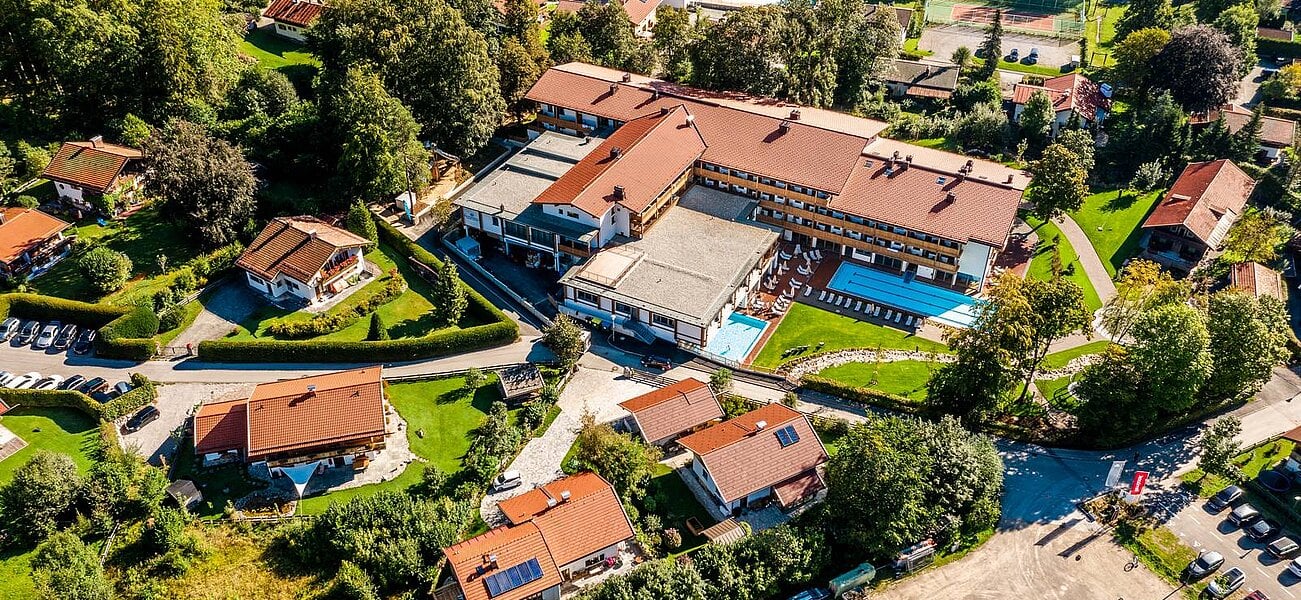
[307,229,318,239]
[560,490,571,501]
[609,83,618,95]
[622,73,632,83]
[685,114,695,124]
[90,135,103,149]
[779,120,790,132]
[487,554,499,569]
[610,147,622,159]
[905,154,913,164]
[946,191,957,203]
[306,384,317,396]
[754,420,767,432]
[789,109,801,120]
[546,497,558,507]
[660,106,670,116]
[892,150,902,161]
[613,185,625,199]
[651,90,660,100]
[1005,174,1014,184]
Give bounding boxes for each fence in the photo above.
[924,0,1085,39]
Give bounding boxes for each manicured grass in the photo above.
[0,548,36,599]
[815,359,941,400]
[1025,216,1102,311]
[1068,189,1164,277]
[239,27,319,72]
[752,303,949,369]
[903,37,934,57]
[0,407,99,484]
[1083,2,1125,67]
[1181,438,1295,498]
[646,463,715,553]
[1035,375,1072,404]
[1042,340,1112,370]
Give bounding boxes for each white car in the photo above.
[1291,558,1301,578]
[0,371,14,387]
[0,317,19,341]
[32,322,59,349]
[32,375,64,390]
[9,372,43,389]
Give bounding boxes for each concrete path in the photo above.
[1053,215,1117,303]
[169,284,261,350]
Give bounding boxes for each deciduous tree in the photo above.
[689,6,786,96]
[31,531,110,600]
[318,67,431,203]
[1198,415,1243,481]
[1112,28,1170,97]
[78,247,133,294]
[1014,277,1092,402]
[1213,4,1259,77]
[927,273,1030,421]
[1116,0,1175,40]
[0,451,82,545]
[1151,26,1243,114]
[542,314,587,368]
[1129,303,1212,413]
[144,120,257,249]
[1027,143,1089,220]
[1018,90,1055,144]
[1204,290,1290,401]
[573,411,662,502]
[652,6,697,82]
[1099,259,1189,340]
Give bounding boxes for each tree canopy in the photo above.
[318,67,431,203]
[144,120,257,249]
[1151,26,1243,114]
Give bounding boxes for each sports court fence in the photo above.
[924,0,1085,39]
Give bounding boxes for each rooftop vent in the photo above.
[754,420,768,431]
[779,120,790,132]
[560,490,571,501]
[609,83,618,95]
[610,147,622,159]
[685,114,695,124]
[546,497,558,508]
[789,109,802,120]
[90,135,104,148]
[622,73,632,83]
[936,177,946,185]
[892,150,902,161]
[660,106,671,116]
[613,185,625,199]
[651,90,660,99]
[905,154,913,163]
[946,191,957,203]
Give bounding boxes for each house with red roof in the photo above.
[1140,159,1255,276]
[554,0,661,35]
[678,403,828,516]
[618,378,724,446]
[1228,262,1284,302]
[1191,106,1297,163]
[192,367,389,481]
[1011,73,1110,136]
[263,0,327,41]
[41,136,145,216]
[0,208,74,278]
[437,472,636,600]
[236,216,372,304]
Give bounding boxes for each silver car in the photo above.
[0,317,19,341]
[1206,566,1245,598]
[33,322,59,349]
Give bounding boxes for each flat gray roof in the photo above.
[562,186,780,327]
[455,132,602,221]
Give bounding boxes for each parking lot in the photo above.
[0,316,133,395]
[119,382,254,465]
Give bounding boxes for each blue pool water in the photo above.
[827,262,981,328]
[705,312,769,361]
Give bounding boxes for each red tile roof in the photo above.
[1229,262,1284,301]
[193,398,248,455]
[618,378,723,443]
[237,216,371,283]
[554,0,661,25]
[498,472,634,565]
[1259,26,1294,41]
[0,208,71,265]
[41,141,142,193]
[263,0,326,27]
[677,403,828,503]
[244,367,386,459]
[1195,106,1297,148]
[443,522,563,600]
[535,106,704,217]
[1011,73,1108,121]
[771,469,824,508]
[831,158,1023,247]
[1142,160,1255,244]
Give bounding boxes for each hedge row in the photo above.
[195,217,519,362]
[799,374,926,415]
[0,373,157,421]
[266,272,407,338]
[0,293,159,360]
[1259,38,1301,59]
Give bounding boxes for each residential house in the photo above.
[263,0,327,41]
[554,0,661,35]
[0,208,74,279]
[439,472,636,600]
[1011,73,1109,136]
[1140,159,1255,276]
[41,137,144,215]
[1192,106,1297,163]
[618,378,724,446]
[1259,26,1294,42]
[237,216,372,304]
[192,367,389,476]
[1228,261,1285,302]
[677,402,828,516]
[882,59,959,100]
[865,3,914,43]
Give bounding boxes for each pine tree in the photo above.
[1196,113,1234,161]
[975,10,1003,81]
[346,199,379,243]
[367,312,389,340]
[431,260,468,327]
[1230,104,1265,163]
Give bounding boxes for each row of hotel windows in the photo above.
[759,208,957,266]
[499,219,591,254]
[573,288,677,330]
[698,163,829,200]
[768,196,961,249]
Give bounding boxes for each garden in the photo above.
[751,303,949,369]
[0,407,99,484]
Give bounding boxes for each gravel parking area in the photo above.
[119,382,253,465]
[920,24,1077,71]
[169,283,261,349]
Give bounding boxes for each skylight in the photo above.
[775,424,801,447]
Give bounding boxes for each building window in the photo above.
[531,229,555,247]
[651,314,675,329]
[575,289,599,305]
[504,221,529,240]
[614,302,633,316]
[490,216,500,226]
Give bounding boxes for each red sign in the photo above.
[1129,471,1150,496]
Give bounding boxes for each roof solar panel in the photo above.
[775,425,800,447]
[484,558,544,597]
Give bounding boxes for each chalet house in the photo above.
[41,137,144,215]
[554,0,661,35]
[237,216,371,304]
[1011,73,1109,136]
[438,472,636,600]
[191,367,390,481]
[618,378,724,446]
[1228,261,1285,302]
[1140,159,1255,276]
[263,0,326,41]
[1192,106,1297,163]
[0,208,74,279]
[678,403,828,516]
[865,4,913,44]
[882,59,959,100]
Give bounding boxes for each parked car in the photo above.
[9,372,42,389]
[78,377,109,395]
[1270,535,1301,558]
[72,329,96,355]
[786,589,831,600]
[33,375,64,391]
[1230,504,1263,527]
[1208,485,1244,511]
[1025,47,1039,65]
[53,324,77,350]
[1008,48,1020,61]
[60,375,86,391]
[0,372,14,387]
[1248,519,1281,541]
[1245,591,1272,600]
[113,381,133,396]
[91,390,113,403]
[15,320,40,345]
[123,406,160,433]
[1206,567,1246,598]
[491,470,523,492]
[1185,550,1225,581]
[0,317,20,341]
[33,321,60,349]
[641,355,672,370]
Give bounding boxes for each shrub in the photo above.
[13,194,38,208]
[346,200,379,244]
[0,451,83,545]
[31,531,111,600]
[520,401,548,432]
[265,273,406,338]
[330,561,381,600]
[0,373,156,421]
[78,246,133,293]
[0,293,157,359]
[366,312,389,341]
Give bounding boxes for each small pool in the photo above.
[705,312,769,362]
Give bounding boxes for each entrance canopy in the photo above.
[281,460,323,498]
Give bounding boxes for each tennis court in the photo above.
[925,0,1085,38]
[826,262,982,328]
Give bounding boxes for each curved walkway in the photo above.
[1054,215,1117,302]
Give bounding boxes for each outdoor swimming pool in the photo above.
[827,262,981,328]
[705,312,769,362]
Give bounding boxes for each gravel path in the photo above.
[1053,215,1117,303]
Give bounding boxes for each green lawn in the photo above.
[1042,340,1112,370]
[1035,375,1073,404]
[239,26,319,72]
[1182,438,1295,497]
[297,376,505,514]
[1084,2,1125,68]
[815,359,942,400]
[1025,216,1102,311]
[752,303,948,369]
[0,548,36,599]
[1068,189,1164,277]
[646,463,715,553]
[0,408,99,484]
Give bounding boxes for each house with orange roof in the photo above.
[1191,105,1297,163]
[677,402,828,516]
[263,0,327,41]
[237,216,373,304]
[0,208,74,278]
[41,136,145,216]
[438,472,636,600]
[1228,262,1284,302]
[618,378,724,446]
[1011,73,1110,136]
[191,367,389,481]
[554,0,661,35]
[1140,159,1255,276]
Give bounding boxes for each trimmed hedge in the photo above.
[0,373,157,421]
[799,374,926,415]
[196,217,519,362]
[266,272,407,338]
[0,293,159,360]
[1259,38,1301,59]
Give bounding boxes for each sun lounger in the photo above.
[819,291,827,301]
[894,312,903,323]
[804,286,813,297]
[872,305,881,316]
[905,315,914,326]
[855,301,863,311]
[780,251,792,260]
[883,309,892,319]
